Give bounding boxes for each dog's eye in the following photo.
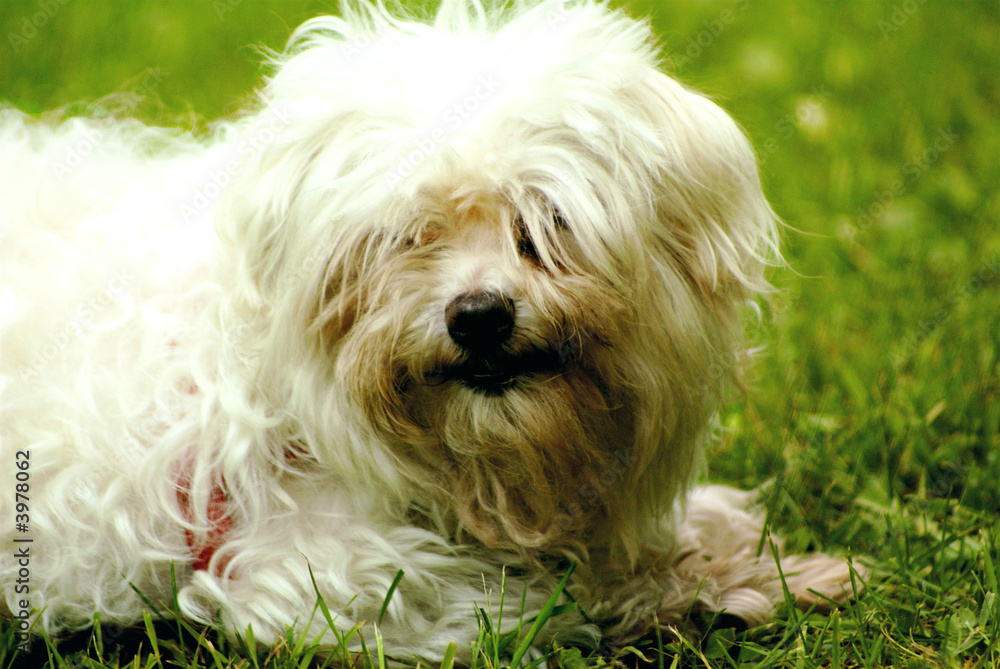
[518,233,539,262]
[514,216,540,262]
[398,225,441,251]
[514,211,570,266]
[552,210,568,231]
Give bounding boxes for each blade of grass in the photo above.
[142,611,161,667]
[507,561,576,669]
[654,613,664,669]
[244,623,258,669]
[377,570,405,627]
[439,642,457,669]
[375,624,386,669]
[91,612,104,659]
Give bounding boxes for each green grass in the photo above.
[2,0,999,667]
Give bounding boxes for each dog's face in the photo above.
[216,1,777,556]
[322,190,645,549]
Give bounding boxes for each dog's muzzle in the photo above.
[441,290,577,395]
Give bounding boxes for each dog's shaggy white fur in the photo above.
[1,0,855,659]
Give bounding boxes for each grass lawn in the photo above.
[2,0,998,667]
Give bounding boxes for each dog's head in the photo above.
[215,0,778,557]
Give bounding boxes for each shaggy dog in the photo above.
[1,0,855,660]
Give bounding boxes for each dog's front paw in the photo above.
[780,551,865,609]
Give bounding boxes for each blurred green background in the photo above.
[2,0,999,664]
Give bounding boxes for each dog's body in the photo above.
[1,0,853,659]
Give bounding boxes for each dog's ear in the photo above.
[637,72,780,299]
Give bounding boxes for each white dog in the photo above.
[1,0,856,660]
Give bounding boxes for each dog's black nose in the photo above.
[445,291,515,354]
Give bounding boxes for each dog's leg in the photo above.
[587,485,858,643]
[665,485,857,628]
[173,482,596,661]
